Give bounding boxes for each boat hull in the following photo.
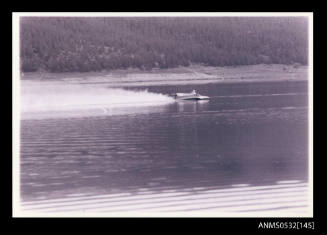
[176,95,210,100]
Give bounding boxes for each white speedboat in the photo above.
[174,90,210,100]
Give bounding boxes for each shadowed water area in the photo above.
[20,80,309,215]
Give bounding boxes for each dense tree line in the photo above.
[20,17,308,72]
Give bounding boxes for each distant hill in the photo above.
[20,17,308,73]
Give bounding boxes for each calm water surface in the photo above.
[20,80,309,214]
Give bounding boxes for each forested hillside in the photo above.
[20,17,308,72]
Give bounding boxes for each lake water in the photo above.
[19,80,310,216]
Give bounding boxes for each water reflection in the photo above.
[176,100,210,113]
[21,106,308,201]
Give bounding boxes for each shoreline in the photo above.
[20,64,308,87]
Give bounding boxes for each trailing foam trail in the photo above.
[21,81,174,113]
[20,81,174,119]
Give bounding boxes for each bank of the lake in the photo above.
[20,64,308,87]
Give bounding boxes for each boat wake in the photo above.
[20,81,174,119]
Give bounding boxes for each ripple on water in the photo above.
[276,180,302,184]
[20,182,310,216]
